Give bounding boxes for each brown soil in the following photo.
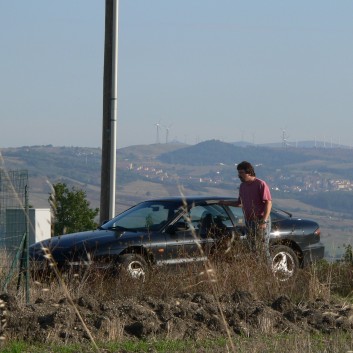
[0,290,352,345]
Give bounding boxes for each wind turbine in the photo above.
[281,129,289,148]
[163,123,173,144]
[154,121,161,144]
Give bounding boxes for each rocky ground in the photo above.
[1,290,353,345]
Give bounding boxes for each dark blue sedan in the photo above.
[29,196,325,281]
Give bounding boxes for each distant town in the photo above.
[122,160,353,194]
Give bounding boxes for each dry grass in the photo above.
[1,256,353,353]
[27,255,348,307]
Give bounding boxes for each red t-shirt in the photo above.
[238,178,272,221]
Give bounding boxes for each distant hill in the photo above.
[117,142,187,161]
[232,140,352,149]
[2,140,353,201]
[158,139,314,167]
[2,140,353,210]
[158,139,353,179]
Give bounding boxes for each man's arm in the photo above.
[262,200,272,223]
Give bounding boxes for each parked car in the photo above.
[29,196,325,281]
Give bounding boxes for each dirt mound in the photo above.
[1,290,353,344]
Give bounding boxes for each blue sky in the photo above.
[1,1,353,148]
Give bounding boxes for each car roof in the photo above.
[142,196,237,205]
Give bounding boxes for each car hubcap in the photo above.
[271,251,295,281]
[126,260,145,280]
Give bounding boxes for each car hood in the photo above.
[29,228,148,261]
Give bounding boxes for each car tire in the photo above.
[118,254,148,281]
[270,245,299,282]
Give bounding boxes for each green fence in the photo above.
[0,169,29,301]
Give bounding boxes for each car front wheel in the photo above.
[270,245,299,281]
[118,254,148,281]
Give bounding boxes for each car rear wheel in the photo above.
[118,254,147,281]
[270,245,299,281]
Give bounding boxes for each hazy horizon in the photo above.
[2,1,353,149]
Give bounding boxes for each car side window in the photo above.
[189,206,207,229]
[174,206,204,231]
[189,204,233,230]
[116,204,170,230]
[228,206,244,225]
[174,204,234,234]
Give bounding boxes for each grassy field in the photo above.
[1,332,353,353]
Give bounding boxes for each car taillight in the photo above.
[314,228,321,237]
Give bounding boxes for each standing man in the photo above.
[224,161,272,256]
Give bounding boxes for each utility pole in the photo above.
[100,0,119,223]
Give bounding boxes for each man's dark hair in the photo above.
[237,161,256,177]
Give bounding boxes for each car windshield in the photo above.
[101,201,182,232]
